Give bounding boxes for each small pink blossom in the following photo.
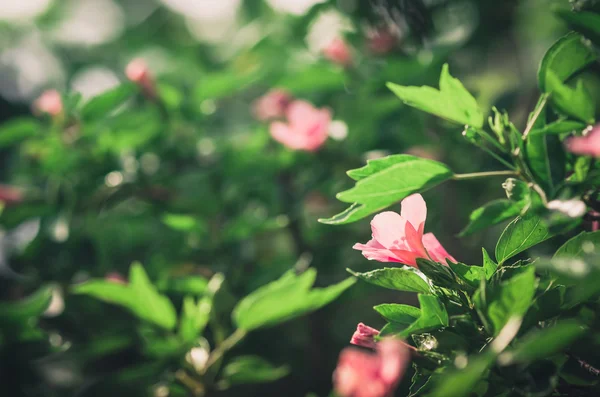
[566,124,600,157]
[33,90,63,116]
[353,194,455,267]
[334,339,410,397]
[350,323,380,349]
[323,38,352,66]
[126,58,156,99]
[252,89,292,121]
[269,100,331,151]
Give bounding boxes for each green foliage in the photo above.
[81,83,138,121]
[320,155,453,224]
[387,64,484,128]
[220,356,289,386]
[460,199,522,236]
[495,214,552,264]
[232,269,355,331]
[346,267,431,293]
[73,262,178,330]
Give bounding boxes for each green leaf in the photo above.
[195,68,263,101]
[554,231,600,258]
[459,200,522,236]
[0,285,52,323]
[529,120,587,136]
[73,262,177,330]
[232,269,355,331]
[399,294,449,337]
[556,9,600,45]
[220,356,289,386]
[495,214,552,264]
[525,131,566,195]
[416,259,460,290]
[374,303,421,324]
[347,267,431,293]
[178,274,223,343]
[482,248,498,279]
[501,320,587,364]
[428,351,496,397]
[448,261,485,289]
[546,71,595,123]
[81,83,137,121]
[0,118,40,148]
[478,266,536,336]
[387,63,484,127]
[161,276,209,296]
[538,32,597,92]
[161,213,199,231]
[320,155,453,225]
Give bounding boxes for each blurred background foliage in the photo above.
[0,0,593,396]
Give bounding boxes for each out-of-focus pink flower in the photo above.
[270,100,331,151]
[334,339,410,397]
[0,185,23,206]
[323,38,352,66]
[367,28,397,55]
[126,58,156,99]
[350,323,380,349]
[566,124,600,157]
[252,89,292,121]
[105,272,127,284]
[353,194,455,267]
[33,90,63,116]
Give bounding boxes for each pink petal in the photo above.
[377,339,410,386]
[400,194,427,235]
[350,323,380,349]
[353,242,404,263]
[269,121,303,150]
[403,221,427,258]
[370,211,408,249]
[422,233,455,263]
[285,100,319,125]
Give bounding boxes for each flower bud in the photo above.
[33,90,63,117]
[350,323,379,349]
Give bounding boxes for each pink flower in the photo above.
[252,89,292,121]
[323,38,352,66]
[353,194,455,267]
[269,100,331,151]
[566,124,600,157]
[334,339,410,397]
[33,90,63,116]
[126,58,156,99]
[350,323,380,349]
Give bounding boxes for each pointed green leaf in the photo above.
[460,199,522,236]
[526,132,566,195]
[387,63,484,127]
[73,262,177,330]
[233,269,355,330]
[529,120,587,136]
[546,71,595,123]
[0,118,40,148]
[347,267,431,293]
[374,303,421,324]
[220,356,289,386]
[482,248,498,279]
[501,320,586,364]
[81,83,137,121]
[416,259,460,290]
[400,294,449,337]
[538,32,597,92]
[495,214,552,264]
[448,261,485,289]
[554,231,600,259]
[0,285,52,323]
[556,10,600,46]
[320,155,453,225]
[479,266,536,336]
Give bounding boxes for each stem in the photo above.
[452,170,519,180]
[204,328,247,371]
[478,129,508,153]
[479,145,517,170]
[522,94,549,140]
